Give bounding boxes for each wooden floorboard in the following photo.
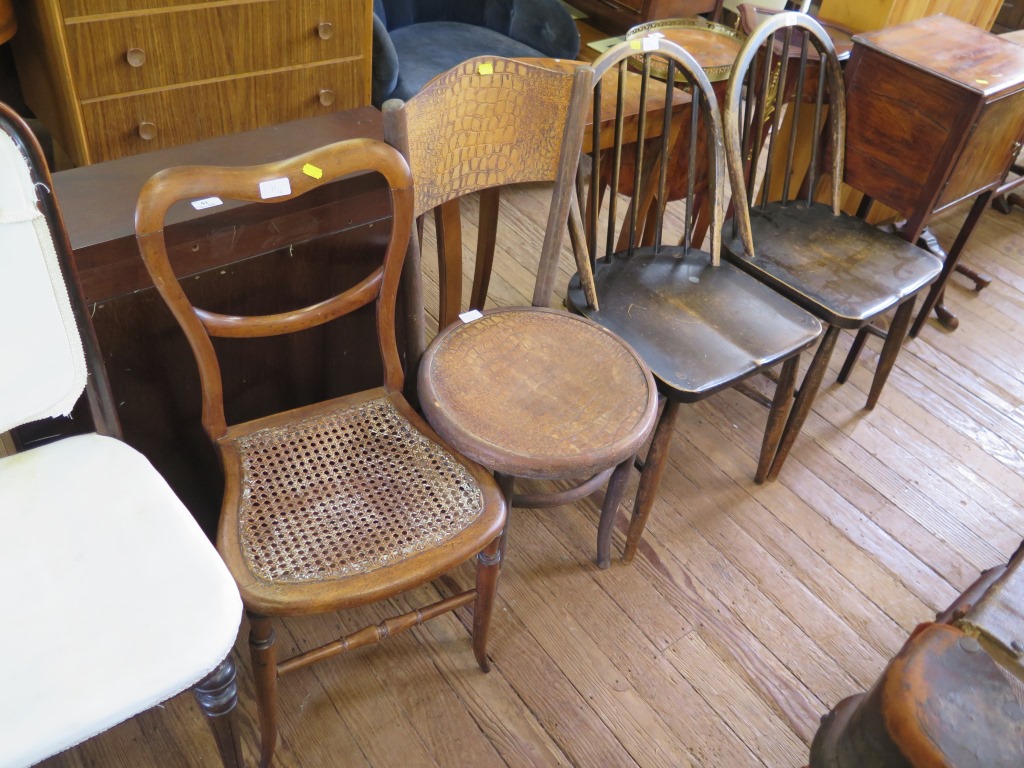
[39,187,1024,767]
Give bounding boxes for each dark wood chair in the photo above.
[385,57,659,569]
[564,40,822,564]
[0,102,244,768]
[722,12,943,482]
[134,137,507,768]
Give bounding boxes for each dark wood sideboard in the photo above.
[43,107,399,535]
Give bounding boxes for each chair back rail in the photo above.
[580,38,734,286]
[382,56,592,310]
[135,138,414,441]
[725,12,846,258]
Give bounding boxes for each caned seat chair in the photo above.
[0,102,243,768]
[563,40,822,563]
[384,57,659,569]
[722,13,942,482]
[134,137,506,768]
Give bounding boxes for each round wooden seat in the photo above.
[418,307,658,481]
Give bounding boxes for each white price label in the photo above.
[259,177,291,199]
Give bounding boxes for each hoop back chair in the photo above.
[386,57,659,569]
[134,138,506,768]
[563,40,821,563]
[722,13,942,481]
[0,103,243,768]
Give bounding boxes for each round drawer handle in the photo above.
[319,89,335,107]
[138,121,157,141]
[317,21,334,40]
[126,47,146,67]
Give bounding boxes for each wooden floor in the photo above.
[42,186,1024,767]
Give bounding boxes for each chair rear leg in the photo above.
[597,456,635,569]
[194,656,244,768]
[766,326,841,482]
[866,297,916,410]
[756,355,799,484]
[472,535,502,672]
[624,398,680,563]
[248,614,279,768]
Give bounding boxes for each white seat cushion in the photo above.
[0,433,241,768]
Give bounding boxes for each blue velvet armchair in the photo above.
[371,0,581,106]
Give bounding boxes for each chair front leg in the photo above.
[597,456,635,569]
[866,297,916,410]
[756,354,799,484]
[624,398,679,564]
[766,325,841,482]
[193,656,244,768]
[472,535,503,672]
[249,614,279,768]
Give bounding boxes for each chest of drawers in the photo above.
[12,0,371,165]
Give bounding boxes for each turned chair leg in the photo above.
[866,297,916,410]
[194,656,244,768]
[472,535,502,672]
[756,355,800,484]
[249,614,279,768]
[624,398,680,564]
[766,326,841,482]
[596,456,635,569]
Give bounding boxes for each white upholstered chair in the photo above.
[0,103,243,768]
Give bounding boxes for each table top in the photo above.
[852,15,1024,96]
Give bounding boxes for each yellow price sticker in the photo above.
[478,62,494,75]
[302,163,324,180]
[630,40,642,50]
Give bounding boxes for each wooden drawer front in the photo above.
[67,0,366,99]
[80,60,366,163]
[61,0,223,18]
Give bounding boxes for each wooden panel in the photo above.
[843,52,972,218]
[60,0,232,18]
[80,59,366,162]
[937,90,1024,210]
[819,0,1003,32]
[66,0,365,99]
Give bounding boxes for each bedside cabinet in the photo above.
[11,0,371,165]
[842,15,1024,333]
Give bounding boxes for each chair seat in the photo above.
[387,22,545,102]
[221,389,504,613]
[566,246,823,402]
[0,433,241,768]
[418,307,658,479]
[723,201,942,327]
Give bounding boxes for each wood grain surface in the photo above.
[35,178,1024,768]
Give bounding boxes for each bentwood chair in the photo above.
[385,57,659,569]
[722,13,942,481]
[564,40,821,563]
[0,103,243,768]
[135,138,506,767]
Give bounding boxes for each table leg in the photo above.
[910,191,994,337]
